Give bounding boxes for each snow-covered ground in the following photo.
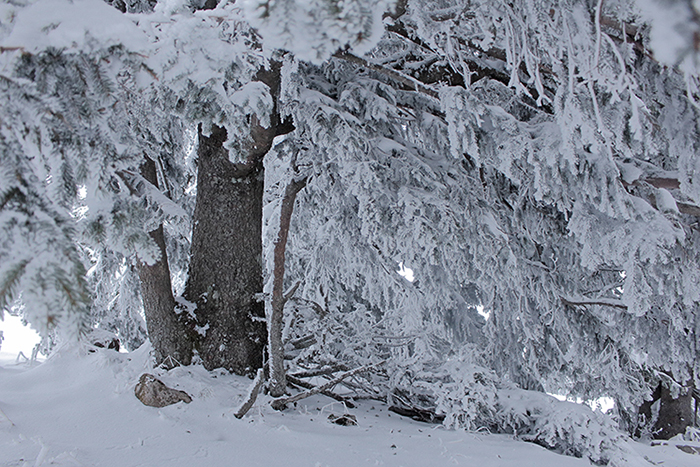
[0,343,698,467]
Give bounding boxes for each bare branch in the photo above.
[271,362,381,410]
[289,365,342,378]
[234,368,265,419]
[287,334,317,350]
[288,297,328,316]
[283,280,301,305]
[286,375,356,408]
[622,176,700,217]
[677,202,700,217]
[644,177,681,190]
[561,296,628,310]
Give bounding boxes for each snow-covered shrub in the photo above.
[682,426,700,443]
[431,352,625,465]
[495,389,625,464]
[434,358,500,431]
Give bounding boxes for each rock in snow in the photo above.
[134,373,192,407]
[85,329,120,352]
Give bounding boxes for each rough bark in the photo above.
[637,382,695,439]
[184,125,267,374]
[176,62,293,375]
[136,158,193,367]
[654,385,694,439]
[267,177,307,397]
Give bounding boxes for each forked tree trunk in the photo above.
[182,64,291,375]
[136,158,193,367]
[137,64,289,375]
[184,125,267,374]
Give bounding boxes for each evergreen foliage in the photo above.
[1,0,699,462]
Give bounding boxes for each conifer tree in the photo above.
[2,0,700,459]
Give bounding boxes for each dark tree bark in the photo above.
[130,61,292,375]
[181,63,293,375]
[637,382,695,439]
[654,385,694,439]
[136,158,193,367]
[184,125,267,374]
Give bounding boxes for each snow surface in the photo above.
[1,345,699,467]
[2,0,148,53]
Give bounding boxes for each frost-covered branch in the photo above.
[333,51,440,99]
[560,296,628,310]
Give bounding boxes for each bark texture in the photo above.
[136,158,193,367]
[637,382,695,439]
[654,385,694,439]
[184,125,267,374]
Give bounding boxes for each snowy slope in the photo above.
[0,345,697,467]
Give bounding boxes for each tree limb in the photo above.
[287,334,317,350]
[288,365,344,378]
[234,368,265,419]
[271,362,380,410]
[286,375,356,408]
[621,176,700,217]
[283,280,301,305]
[561,296,628,310]
[333,51,440,99]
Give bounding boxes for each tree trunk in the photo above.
[136,158,193,367]
[654,384,694,439]
[184,125,267,374]
[267,177,307,397]
[637,382,694,439]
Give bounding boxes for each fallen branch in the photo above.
[388,390,444,423]
[271,362,380,411]
[388,405,444,423]
[288,365,345,378]
[287,375,356,408]
[234,368,265,419]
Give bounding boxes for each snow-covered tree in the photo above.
[2,0,700,462]
[256,0,700,443]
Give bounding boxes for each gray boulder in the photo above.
[134,373,192,407]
